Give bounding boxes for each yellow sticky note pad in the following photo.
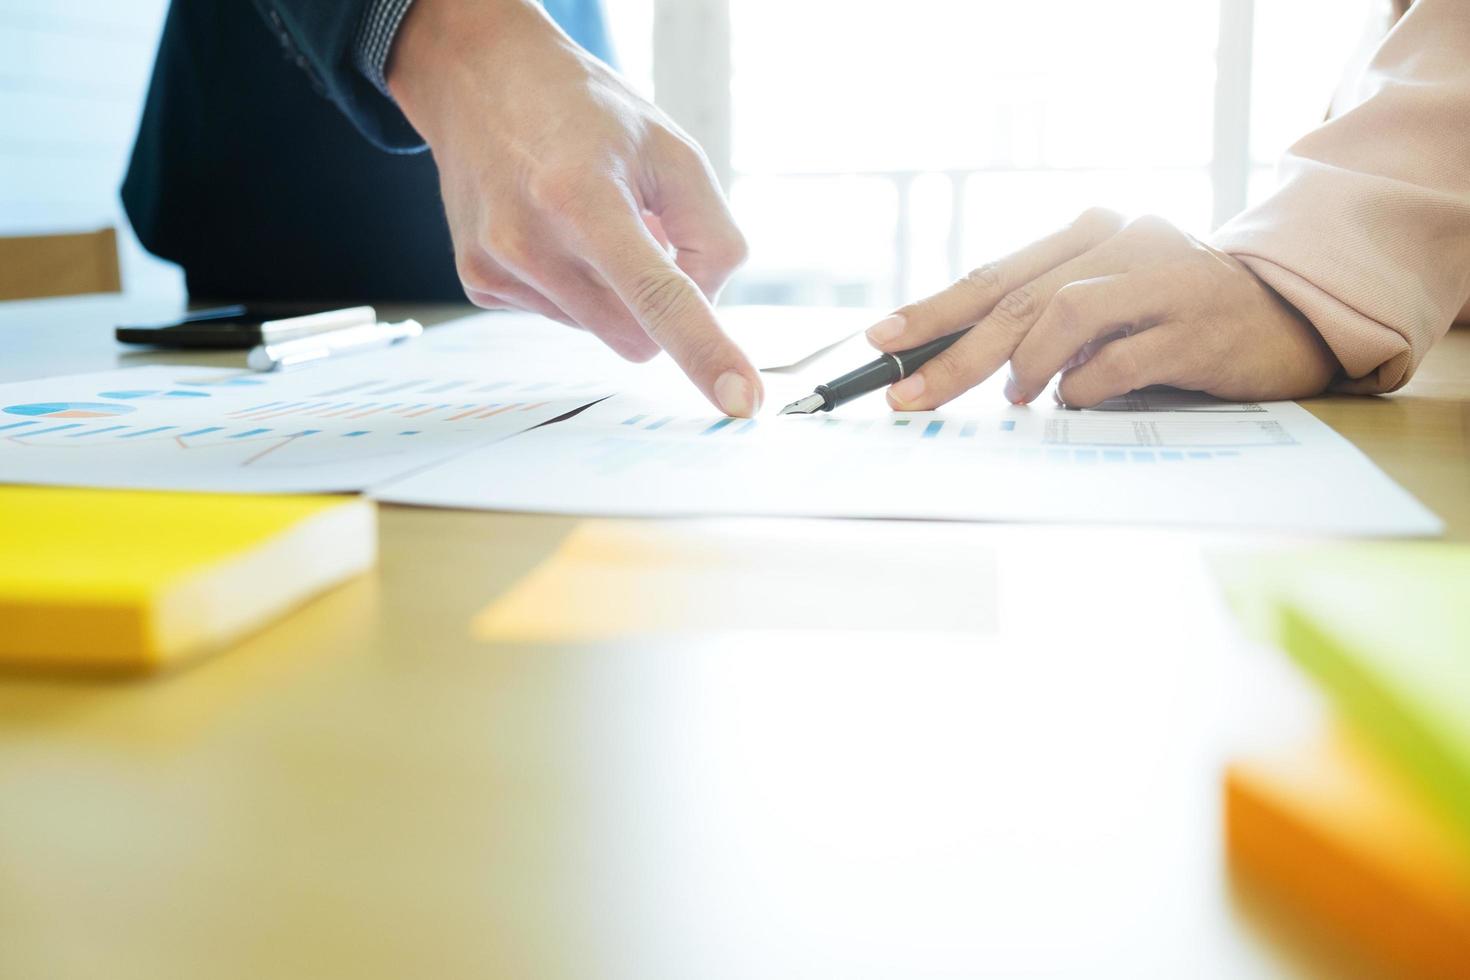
[474,519,997,643]
[0,486,375,672]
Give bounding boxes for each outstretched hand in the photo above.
[389,0,761,416]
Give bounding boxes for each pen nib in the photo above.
[778,393,826,415]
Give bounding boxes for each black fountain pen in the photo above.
[778,327,973,415]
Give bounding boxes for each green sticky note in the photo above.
[1221,544,1470,838]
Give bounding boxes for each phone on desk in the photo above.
[115,305,361,349]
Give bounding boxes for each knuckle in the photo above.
[628,267,698,327]
[709,227,750,271]
[678,331,727,371]
[661,130,709,169]
[1121,214,1179,244]
[991,286,1038,330]
[1049,283,1088,332]
[464,291,504,311]
[482,226,533,270]
[1074,207,1125,241]
[921,350,969,397]
[961,262,1004,296]
[455,251,501,295]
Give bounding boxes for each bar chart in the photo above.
[0,351,609,491]
[373,387,1436,535]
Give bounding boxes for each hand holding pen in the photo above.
[779,328,972,414]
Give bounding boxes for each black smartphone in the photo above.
[115,306,336,348]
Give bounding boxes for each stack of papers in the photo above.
[0,309,1442,536]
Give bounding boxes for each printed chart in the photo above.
[374,390,1440,536]
[0,316,618,492]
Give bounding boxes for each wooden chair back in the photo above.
[0,228,121,301]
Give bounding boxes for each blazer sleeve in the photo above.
[1210,0,1470,394]
[250,0,426,152]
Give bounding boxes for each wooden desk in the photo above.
[1,298,1465,979]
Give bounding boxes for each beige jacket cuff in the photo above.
[1210,0,1470,395]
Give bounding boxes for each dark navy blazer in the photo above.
[122,0,613,302]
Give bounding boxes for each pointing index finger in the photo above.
[582,189,763,417]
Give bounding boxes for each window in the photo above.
[605,0,1373,308]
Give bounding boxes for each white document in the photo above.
[0,315,620,493]
[373,378,1442,537]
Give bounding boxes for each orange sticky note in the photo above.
[1226,725,1470,979]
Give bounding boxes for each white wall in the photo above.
[0,0,181,298]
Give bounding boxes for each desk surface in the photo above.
[1,297,1465,979]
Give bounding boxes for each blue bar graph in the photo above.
[316,380,382,396]
[68,425,128,437]
[959,422,978,438]
[646,416,674,430]
[181,426,225,437]
[120,426,177,439]
[702,418,736,435]
[622,414,647,426]
[344,431,369,437]
[27,423,84,436]
[230,428,271,438]
[999,420,1016,431]
[0,420,40,432]
[369,380,428,396]
[922,421,943,439]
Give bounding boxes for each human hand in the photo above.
[865,209,1340,409]
[388,0,761,416]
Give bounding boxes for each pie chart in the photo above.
[3,402,136,419]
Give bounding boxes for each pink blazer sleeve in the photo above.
[1210,0,1470,394]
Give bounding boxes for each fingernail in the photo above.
[714,371,756,418]
[888,372,926,407]
[866,314,906,346]
[1004,375,1028,405]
